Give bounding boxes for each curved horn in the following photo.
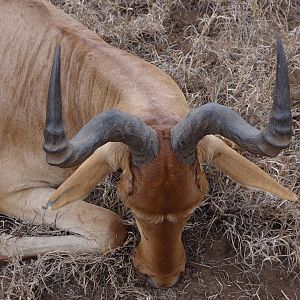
[43,46,158,167]
[171,37,292,165]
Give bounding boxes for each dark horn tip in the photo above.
[276,37,287,67]
[54,46,62,62]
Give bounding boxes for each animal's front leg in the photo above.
[0,234,101,258]
[0,187,127,258]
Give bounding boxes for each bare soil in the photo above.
[42,233,300,299]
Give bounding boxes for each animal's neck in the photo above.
[61,42,190,133]
[49,0,190,131]
[60,43,121,133]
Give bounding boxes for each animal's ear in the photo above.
[194,154,209,192]
[47,143,120,210]
[198,135,298,202]
[117,149,134,199]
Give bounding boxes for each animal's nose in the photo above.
[146,272,181,288]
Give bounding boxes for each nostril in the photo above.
[146,276,157,288]
[145,273,182,288]
[175,272,181,285]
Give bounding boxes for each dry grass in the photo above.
[1,0,300,299]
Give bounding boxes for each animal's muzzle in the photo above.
[146,272,182,288]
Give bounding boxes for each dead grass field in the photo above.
[1,0,300,299]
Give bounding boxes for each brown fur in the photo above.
[0,0,296,289]
[118,128,208,287]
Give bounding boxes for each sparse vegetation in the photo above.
[1,0,299,299]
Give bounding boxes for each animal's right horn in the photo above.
[43,46,159,168]
[171,37,292,165]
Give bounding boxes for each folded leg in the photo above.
[0,187,127,258]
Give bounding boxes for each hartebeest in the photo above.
[0,0,297,288]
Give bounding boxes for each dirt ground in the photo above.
[41,234,300,300]
[1,0,300,299]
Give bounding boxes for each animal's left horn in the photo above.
[43,46,158,167]
[171,37,292,165]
